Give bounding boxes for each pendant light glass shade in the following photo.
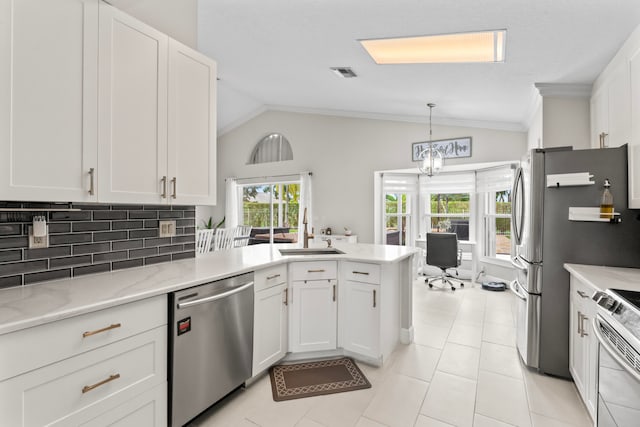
[418,146,443,176]
[418,103,443,176]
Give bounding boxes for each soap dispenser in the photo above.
[600,178,614,219]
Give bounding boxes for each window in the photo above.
[477,166,514,261]
[419,173,475,242]
[381,174,417,246]
[425,193,471,241]
[240,181,300,243]
[483,189,512,260]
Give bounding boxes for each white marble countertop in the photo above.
[0,242,417,335]
[564,263,640,293]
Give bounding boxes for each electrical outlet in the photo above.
[28,226,49,249]
[159,220,176,238]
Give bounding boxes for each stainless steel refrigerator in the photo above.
[510,145,640,378]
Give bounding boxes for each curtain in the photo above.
[419,172,476,194]
[297,172,312,243]
[476,166,514,193]
[225,178,239,229]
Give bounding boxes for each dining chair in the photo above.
[195,229,214,254]
[234,225,252,247]
[214,227,235,251]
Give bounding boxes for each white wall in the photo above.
[527,102,543,151]
[108,0,197,48]
[211,110,527,243]
[542,97,591,150]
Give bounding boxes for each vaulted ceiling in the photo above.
[197,0,640,133]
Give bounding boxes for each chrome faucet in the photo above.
[303,208,309,248]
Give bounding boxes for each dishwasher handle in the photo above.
[177,281,254,309]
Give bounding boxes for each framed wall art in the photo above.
[412,137,472,161]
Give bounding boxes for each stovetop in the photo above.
[597,289,640,345]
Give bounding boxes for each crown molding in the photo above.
[534,83,592,97]
[264,104,526,132]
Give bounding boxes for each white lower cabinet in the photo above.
[289,278,338,353]
[253,266,289,376]
[341,280,379,358]
[0,295,167,427]
[569,276,597,422]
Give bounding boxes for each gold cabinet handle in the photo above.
[267,274,281,280]
[373,289,377,308]
[161,176,167,199]
[82,373,120,394]
[576,290,590,299]
[171,177,177,199]
[283,288,288,306]
[307,269,325,273]
[82,323,121,338]
[353,271,370,275]
[88,168,95,195]
[332,284,336,302]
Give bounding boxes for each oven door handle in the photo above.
[593,316,640,383]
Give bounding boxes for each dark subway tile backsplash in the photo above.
[0,202,195,288]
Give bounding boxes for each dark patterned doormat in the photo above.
[268,357,371,401]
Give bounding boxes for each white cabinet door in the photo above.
[607,64,632,148]
[167,39,217,205]
[253,283,288,376]
[629,46,640,208]
[0,0,98,202]
[590,87,609,148]
[568,277,597,421]
[289,279,337,353]
[341,281,379,359]
[98,3,168,204]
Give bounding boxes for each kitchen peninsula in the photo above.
[0,242,417,426]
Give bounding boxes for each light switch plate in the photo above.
[159,220,176,238]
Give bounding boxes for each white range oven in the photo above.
[593,289,640,426]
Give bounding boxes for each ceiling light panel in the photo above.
[360,30,506,64]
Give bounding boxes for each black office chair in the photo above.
[425,232,463,291]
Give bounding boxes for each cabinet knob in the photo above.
[576,290,590,299]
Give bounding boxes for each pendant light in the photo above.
[418,103,444,176]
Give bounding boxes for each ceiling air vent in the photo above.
[330,67,357,78]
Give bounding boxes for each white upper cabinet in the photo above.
[0,0,98,202]
[591,24,640,208]
[590,64,631,149]
[98,4,168,204]
[167,39,217,205]
[98,4,217,205]
[629,44,640,208]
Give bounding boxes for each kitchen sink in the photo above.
[279,248,345,256]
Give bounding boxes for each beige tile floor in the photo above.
[188,280,592,427]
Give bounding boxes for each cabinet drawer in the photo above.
[290,261,337,281]
[342,261,381,284]
[0,326,167,427]
[571,277,596,306]
[0,295,167,381]
[254,264,288,292]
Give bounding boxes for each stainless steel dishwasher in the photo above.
[169,272,254,427]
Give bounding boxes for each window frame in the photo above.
[421,191,474,243]
[481,189,512,265]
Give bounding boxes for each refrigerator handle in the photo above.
[509,279,527,301]
[511,167,524,246]
[510,255,528,271]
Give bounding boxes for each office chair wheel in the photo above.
[460,283,464,287]
[428,283,433,288]
[451,286,456,291]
